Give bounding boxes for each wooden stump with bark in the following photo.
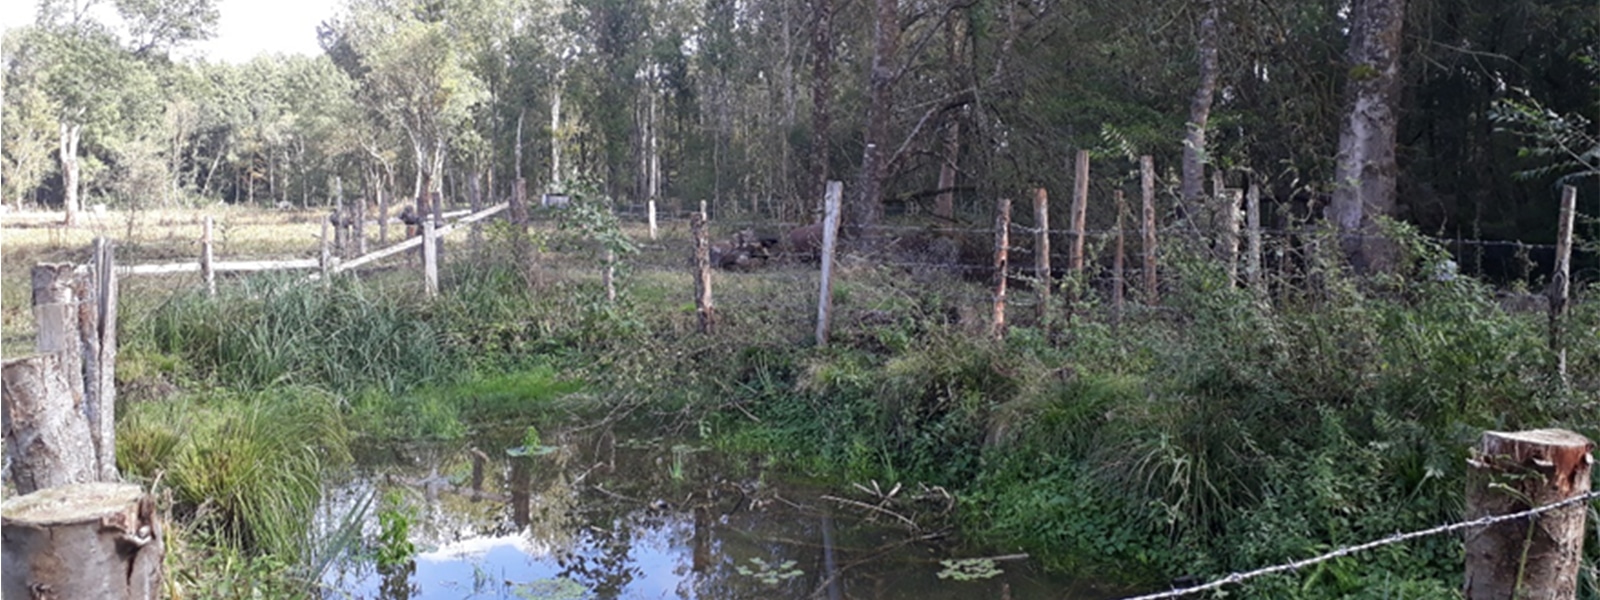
[1464,429,1593,600]
[1,482,164,600]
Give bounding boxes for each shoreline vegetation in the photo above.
[6,201,1595,598]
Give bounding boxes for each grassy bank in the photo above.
[7,204,1597,597]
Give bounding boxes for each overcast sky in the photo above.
[1,0,333,63]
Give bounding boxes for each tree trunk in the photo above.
[58,121,82,226]
[1329,0,1407,273]
[934,13,963,222]
[1180,0,1220,226]
[809,0,833,214]
[854,0,899,241]
[2,482,164,599]
[550,87,562,188]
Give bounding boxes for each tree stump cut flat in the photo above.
[1465,429,1593,600]
[2,482,164,600]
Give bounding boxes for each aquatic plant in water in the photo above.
[938,557,1003,581]
[736,557,804,585]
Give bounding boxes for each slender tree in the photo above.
[854,0,899,240]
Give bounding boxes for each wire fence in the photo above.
[1118,488,1600,600]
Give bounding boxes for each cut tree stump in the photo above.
[1464,428,1593,600]
[2,353,97,494]
[2,482,164,600]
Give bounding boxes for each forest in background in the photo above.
[3,0,1597,254]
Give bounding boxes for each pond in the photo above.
[317,427,1127,600]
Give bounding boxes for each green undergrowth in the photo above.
[694,233,1599,598]
[108,220,1600,599]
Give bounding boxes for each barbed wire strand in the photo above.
[1118,488,1600,600]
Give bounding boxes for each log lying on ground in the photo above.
[2,482,164,600]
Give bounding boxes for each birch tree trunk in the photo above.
[1329,0,1407,274]
[1180,0,1220,226]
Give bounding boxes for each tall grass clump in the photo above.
[143,274,460,395]
[118,385,350,562]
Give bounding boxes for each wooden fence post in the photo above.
[355,186,368,256]
[511,177,535,286]
[1550,185,1576,385]
[1113,190,1126,319]
[2,482,164,599]
[377,182,390,245]
[603,248,617,303]
[1141,155,1158,303]
[201,216,216,297]
[319,219,331,282]
[648,198,659,240]
[6,262,119,492]
[816,181,843,346]
[1221,188,1242,286]
[1464,429,1593,599]
[467,173,483,256]
[334,176,347,258]
[1070,150,1090,275]
[691,210,716,335]
[1246,182,1263,296]
[422,218,439,298]
[993,197,1011,340]
[1033,187,1051,321]
[89,239,117,481]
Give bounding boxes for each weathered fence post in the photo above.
[468,173,483,256]
[603,248,617,303]
[1033,187,1051,322]
[6,257,120,491]
[422,218,439,298]
[319,219,331,282]
[334,177,347,258]
[377,181,389,245]
[89,239,118,481]
[1220,188,1243,286]
[1246,182,1263,296]
[691,210,716,335]
[2,482,164,599]
[355,187,368,256]
[1464,429,1593,599]
[511,177,535,286]
[202,216,216,297]
[1141,155,1158,303]
[1113,190,1126,320]
[993,197,1011,340]
[1070,150,1090,275]
[1550,185,1576,385]
[648,197,659,241]
[816,181,843,346]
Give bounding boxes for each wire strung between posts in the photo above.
[1118,489,1600,600]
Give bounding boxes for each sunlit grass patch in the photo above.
[119,386,350,562]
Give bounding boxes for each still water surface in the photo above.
[319,429,1126,599]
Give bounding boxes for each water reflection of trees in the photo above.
[335,429,1059,600]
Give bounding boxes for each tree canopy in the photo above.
[2,0,1593,246]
